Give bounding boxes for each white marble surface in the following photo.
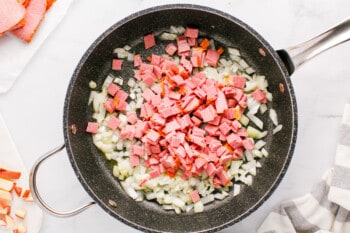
[0,0,350,232]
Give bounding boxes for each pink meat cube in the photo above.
[189,190,201,203]
[215,90,228,114]
[219,121,231,135]
[144,33,156,49]
[86,122,99,133]
[226,133,242,149]
[165,43,177,56]
[195,157,206,169]
[104,98,115,114]
[112,59,123,70]
[147,129,161,144]
[252,89,267,103]
[115,99,127,111]
[184,27,199,38]
[232,76,246,89]
[130,155,140,167]
[107,83,120,96]
[206,162,216,177]
[200,104,217,122]
[115,89,128,101]
[107,115,121,130]
[242,138,255,151]
[149,167,161,179]
[127,112,138,124]
[205,49,220,67]
[134,54,142,67]
[131,145,145,157]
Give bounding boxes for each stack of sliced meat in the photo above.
[0,0,55,43]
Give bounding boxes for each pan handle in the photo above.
[277,17,350,75]
[29,144,96,217]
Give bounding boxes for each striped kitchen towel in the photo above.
[258,103,350,233]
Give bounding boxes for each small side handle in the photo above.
[29,144,96,218]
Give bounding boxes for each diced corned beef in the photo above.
[150,145,161,154]
[159,105,180,118]
[206,162,216,177]
[115,99,127,111]
[187,37,197,47]
[146,129,161,144]
[127,112,138,124]
[232,76,246,89]
[192,126,206,137]
[134,54,142,67]
[174,146,186,158]
[177,36,191,56]
[161,156,176,168]
[163,119,181,134]
[205,84,218,101]
[219,121,231,135]
[168,92,181,100]
[114,89,128,101]
[165,43,177,56]
[130,155,140,167]
[144,32,156,49]
[170,134,182,148]
[195,157,206,169]
[107,83,120,96]
[220,154,232,165]
[131,145,144,157]
[150,54,162,66]
[215,90,228,114]
[180,57,193,73]
[194,87,206,99]
[112,59,123,70]
[0,0,26,35]
[242,138,255,151]
[191,116,202,126]
[200,104,217,122]
[183,97,200,113]
[107,115,121,130]
[204,124,219,136]
[142,72,157,86]
[189,135,206,148]
[151,113,166,126]
[149,168,161,179]
[205,49,220,67]
[12,0,47,43]
[226,133,242,149]
[142,88,156,103]
[184,27,199,38]
[119,125,135,140]
[208,115,221,125]
[252,89,267,103]
[86,122,99,133]
[104,98,115,113]
[179,114,193,129]
[171,74,185,86]
[216,167,230,186]
[189,190,200,203]
[231,120,242,132]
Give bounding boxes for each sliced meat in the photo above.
[11,0,47,43]
[0,0,26,35]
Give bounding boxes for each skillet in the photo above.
[30,4,350,233]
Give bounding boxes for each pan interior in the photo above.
[63,4,297,233]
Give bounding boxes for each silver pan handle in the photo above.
[277,17,350,74]
[29,144,96,217]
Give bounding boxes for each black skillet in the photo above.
[30,4,350,233]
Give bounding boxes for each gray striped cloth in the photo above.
[258,103,350,233]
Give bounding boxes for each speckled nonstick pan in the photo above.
[30,4,350,233]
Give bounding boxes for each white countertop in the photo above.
[1,0,350,232]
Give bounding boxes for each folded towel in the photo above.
[258,103,350,233]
